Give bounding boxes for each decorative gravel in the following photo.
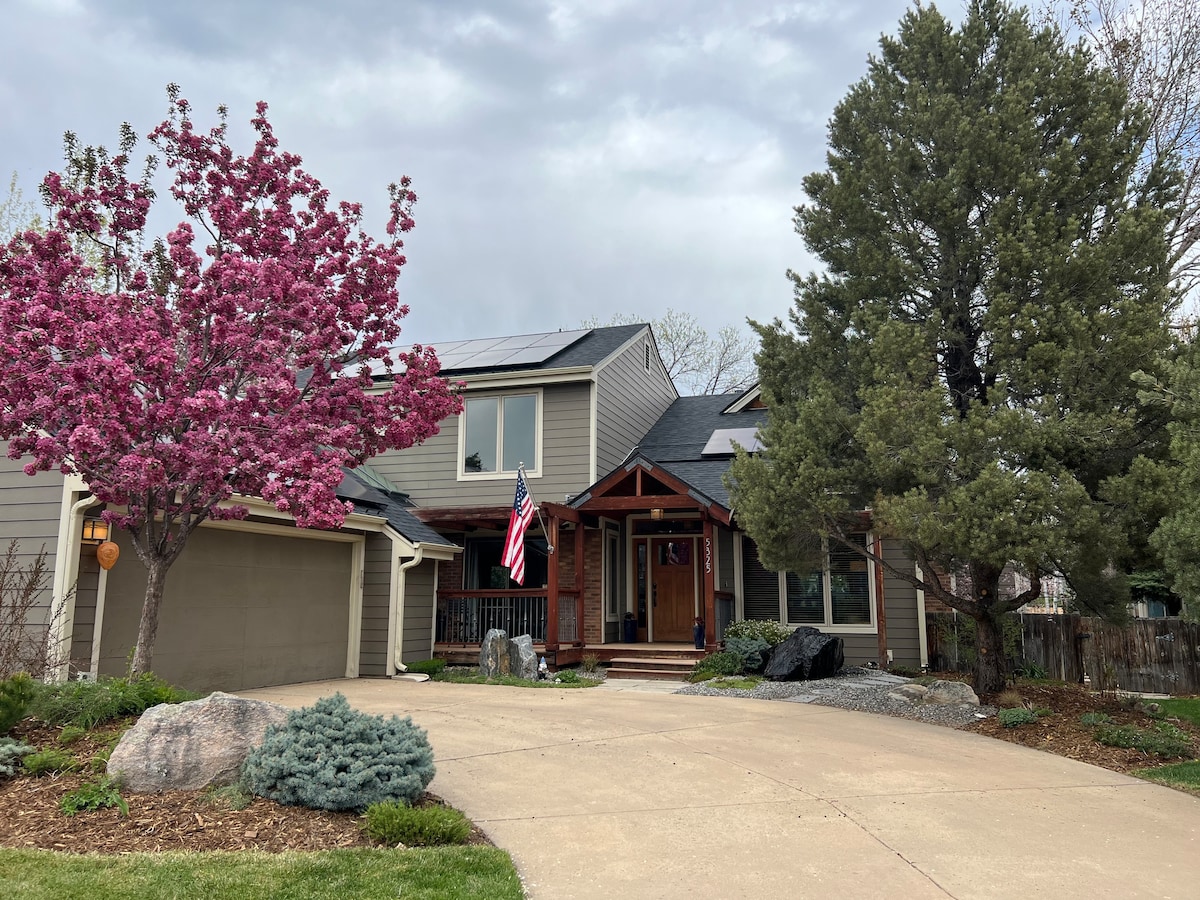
[675,666,997,729]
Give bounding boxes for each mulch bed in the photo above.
[965,681,1200,775]
[1,719,491,855]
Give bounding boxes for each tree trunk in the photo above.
[970,563,1007,694]
[973,609,1007,695]
[128,559,169,677]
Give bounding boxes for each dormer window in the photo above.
[459,390,542,478]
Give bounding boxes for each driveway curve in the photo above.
[240,679,1200,900]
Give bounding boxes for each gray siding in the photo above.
[716,525,735,593]
[882,539,921,668]
[69,550,101,673]
[359,532,392,676]
[370,381,594,506]
[594,333,677,474]
[401,558,437,662]
[0,445,66,633]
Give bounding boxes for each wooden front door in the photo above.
[650,538,696,642]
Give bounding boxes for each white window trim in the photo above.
[456,387,544,481]
[779,534,877,634]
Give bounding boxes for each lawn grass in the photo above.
[0,847,523,900]
[1156,697,1200,728]
[1132,760,1200,796]
[431,670,598,688]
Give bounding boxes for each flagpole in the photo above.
[518,462,555,554]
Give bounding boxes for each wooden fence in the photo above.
[927,612,1200,695]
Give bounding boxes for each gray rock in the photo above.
[925,680,980,706]
[888,683,929,702]
[108,692,289,792]
[509,634,538,680]
[480,628,511,677]
[763,626,844,681]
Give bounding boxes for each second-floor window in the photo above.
[460,391,540,477]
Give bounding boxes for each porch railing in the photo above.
[436,590,580,645]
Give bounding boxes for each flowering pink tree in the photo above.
[0,90,460,676]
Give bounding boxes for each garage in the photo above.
[97,525,358,692]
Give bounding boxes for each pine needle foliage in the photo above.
[241,693,435,812]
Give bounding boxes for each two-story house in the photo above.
[1,324,927,691]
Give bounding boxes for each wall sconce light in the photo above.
[81,518,110,544]
[650,508,664,521]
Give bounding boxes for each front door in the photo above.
[650,537,695,641]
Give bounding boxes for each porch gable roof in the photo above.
[566,454,733,526]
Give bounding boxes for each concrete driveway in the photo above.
[239,678,1200,900]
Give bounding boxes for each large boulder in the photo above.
[925,680,980,706]
[108,692,289,792]
[763,626,844,681]
[509,634,538,680]
[480,628,512,677]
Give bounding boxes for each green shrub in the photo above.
[241,693,435,812]
[555,669,580,684]
[0,736,33,776]
[1080,712,1113,726]
[1014,661,1048,680]
[0,672,37,734]
[57,724,87,746]
[29,674,201,728]
[1096,722,1194,759]
[405,659,445,676]
[363,800,471,847]
[724,635,772,673]
[60,776,128,817]
[23,747,80,776]
[723,620,793,647]
[998,708,1037,728]
[688,651,743,682]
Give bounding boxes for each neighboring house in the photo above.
[1,324,928,692]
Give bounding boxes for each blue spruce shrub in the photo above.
[241,693,435,812]
[724,635,773,674]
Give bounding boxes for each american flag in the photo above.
[501,469,535,585]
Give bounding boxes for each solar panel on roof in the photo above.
[701,427,763,456]
[423,328,593,371]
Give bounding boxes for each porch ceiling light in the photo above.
[650,508,664,521]
[81,517,110,544]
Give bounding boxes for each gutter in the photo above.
[393,544,426,674]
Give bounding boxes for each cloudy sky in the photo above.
[1,0,918,346]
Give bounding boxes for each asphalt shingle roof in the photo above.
[636,393,767,508]
[336,469,457,548]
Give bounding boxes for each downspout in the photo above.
[50,492,102,683]
[394,545,425,674]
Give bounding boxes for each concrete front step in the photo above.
[607,656,697,682]
[606,666,691,682]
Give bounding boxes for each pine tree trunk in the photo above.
[128,560,168,677]
[973,610,1007,695]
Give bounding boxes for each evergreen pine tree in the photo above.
[728,0,1179,692]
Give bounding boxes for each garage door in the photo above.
[98,527,355,692]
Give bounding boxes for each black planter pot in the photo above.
[623,617,637,643]
[693,623,705,650]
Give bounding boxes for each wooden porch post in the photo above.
[575,519,585,646]
[546,514,560,655]
[703,517,717,652]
